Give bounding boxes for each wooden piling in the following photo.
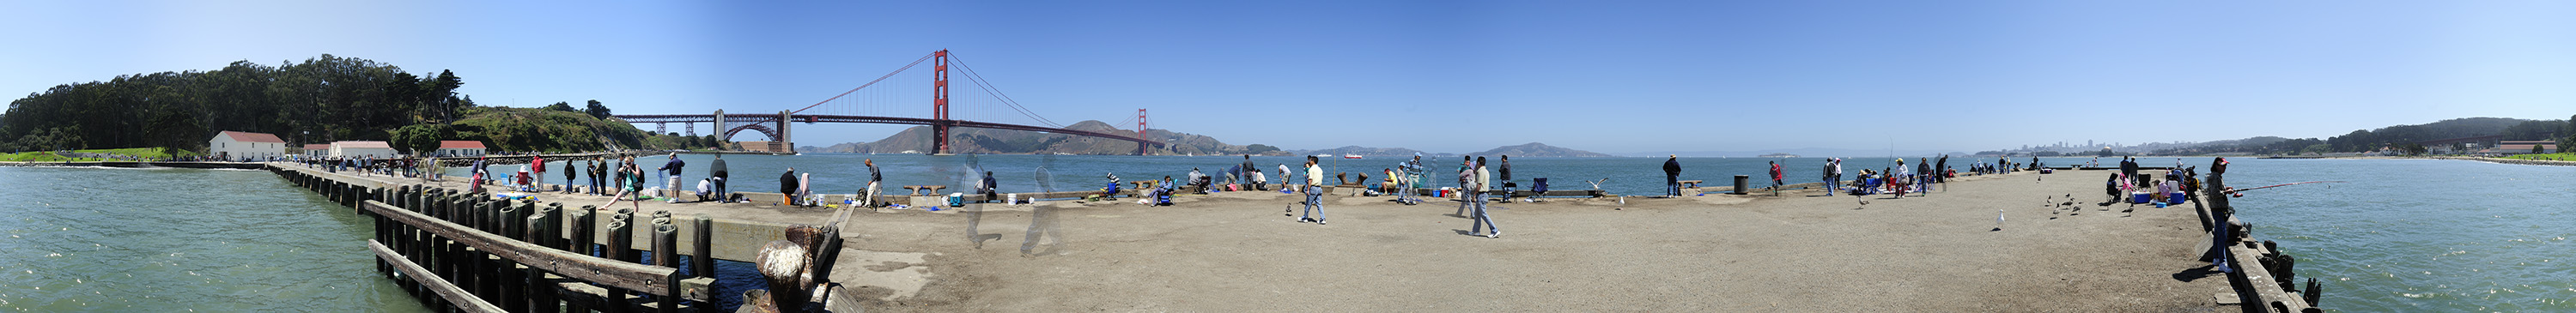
[574,206,597,258]
[607,216,633,262]
[653,222,680,312]
[692,214,714,280]
[603,220,633,313]
[496,202,525,312]
[524,211,561,313]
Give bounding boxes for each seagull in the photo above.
[1993,209,2006,232]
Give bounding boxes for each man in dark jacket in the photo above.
[562,157,577,194]
[1663,155,1682,197]
[981,171,999,203]
[2120,157,2140,187]
[779,167,799,205]
[709,154,729,202]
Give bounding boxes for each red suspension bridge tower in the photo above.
[1135,109,1150,155]
[932,50,955,154]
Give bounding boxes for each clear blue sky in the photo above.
[6,1,2572,153]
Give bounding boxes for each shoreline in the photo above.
[78,161,2267,310]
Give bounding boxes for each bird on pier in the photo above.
[1993,209,2006,232]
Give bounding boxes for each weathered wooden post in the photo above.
[754,239,812,313]
[496,201,526,311]
[525,211,562,313]
[693,214,714,280]
[604,219,633,313]
[652,222,679,312]
[609,213,633,262]
[574,206,597,257]
[543,203,565,249]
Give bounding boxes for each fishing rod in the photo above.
[2224,181,2346,197]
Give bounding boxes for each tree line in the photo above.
[0,55,467,153]
[1,54,720,155]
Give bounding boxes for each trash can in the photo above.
[1732,175,1749,195]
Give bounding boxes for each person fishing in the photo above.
[1662,155,1682,197]
[709,153,729,202]
[657,153,685,203]
[860,159,882,208]
[1497,155,1514,202]
[778,166,799,205]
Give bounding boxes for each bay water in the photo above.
[6,154,2565,311]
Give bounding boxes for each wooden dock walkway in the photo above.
[268,162,865,312]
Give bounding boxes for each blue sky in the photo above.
[5,1,2572,154]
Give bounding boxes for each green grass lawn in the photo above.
[0,147,200,162]
[2504,153,2576,161]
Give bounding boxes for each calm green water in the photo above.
[2227,159,2576,312]
[0,166,429,312]
[7,156,2561,311]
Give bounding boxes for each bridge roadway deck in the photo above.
[276,162,2227,311]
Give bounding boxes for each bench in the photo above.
[902,185,947,196]
[1679,180,1704,189]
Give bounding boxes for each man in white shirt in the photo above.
[1297,156,1327,225]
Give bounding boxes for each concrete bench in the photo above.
[902,185,947,196]
[1679,180,1704,189]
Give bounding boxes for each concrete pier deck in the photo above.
[275,162,2229,311]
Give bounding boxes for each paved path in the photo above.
[279,162,2228,311]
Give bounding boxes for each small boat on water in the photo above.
[1343,154,1363,160]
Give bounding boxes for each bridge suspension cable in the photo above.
[948,53,1065,129]
[791,52,938,115]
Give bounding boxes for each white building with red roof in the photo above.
[207,130,287,160]
[302,144,331,159]
[435,141,489,157]
[330,141,398,158]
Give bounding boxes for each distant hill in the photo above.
[802,141,868,153]
[838,120,1277,155]
[1627,147,1955,158]
[1466,142,1614,157]
[1978,117,2570,155]
[1291,146,1446,158]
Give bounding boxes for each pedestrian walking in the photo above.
[1298,156,1327,225]
[1769,160,1784,190]
[1472,156,1499,238]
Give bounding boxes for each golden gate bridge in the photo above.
[615,50,1162,155]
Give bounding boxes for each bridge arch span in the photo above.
[723,123,780,142]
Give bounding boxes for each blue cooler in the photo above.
[2167,192,2187,203]
[948,195,965,207]
[2129,192,2153,204]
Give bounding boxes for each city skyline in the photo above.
[5,1,2572,154]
